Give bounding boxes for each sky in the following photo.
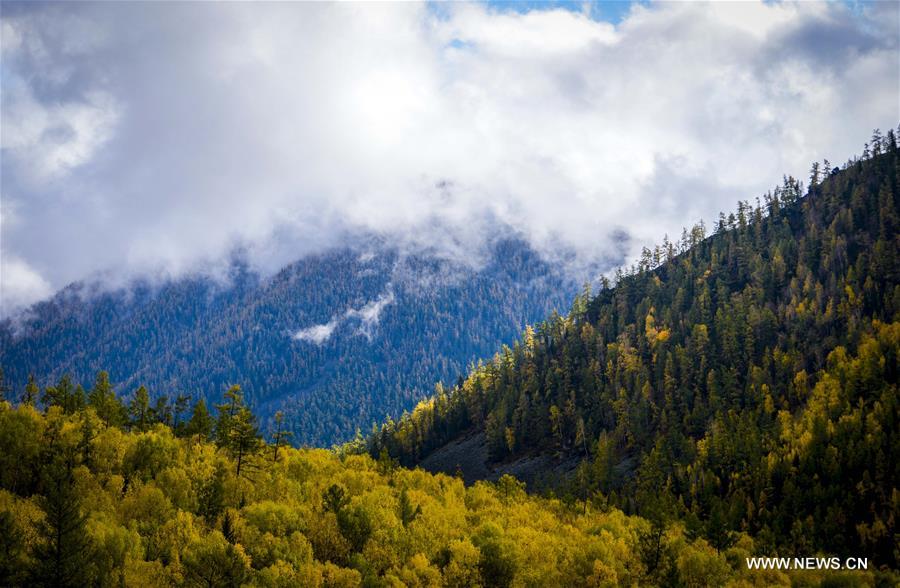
[1,0,898,316]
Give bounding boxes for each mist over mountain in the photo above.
[2,1,898,315]
[0,237,581,445]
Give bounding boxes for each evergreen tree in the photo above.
[128,385,151,432]
[30,451,93,587]
[808,161,821,187]
[227,407,261,478]
[0,367,8,404]
[197,464,226,522]
[152,395,172,427]
[77,414,97,470]
[22,374,39,406]
[270,410,292,464]
[87,371,125,427]
[0,509,27,586]
[41,375,83,414]
[185,398,213,442]
[398,488,421,528]
[173,393,191,434]
[215,385,244,448]
[322,484,350,514]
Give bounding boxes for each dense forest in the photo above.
[0,239,578,446]
[2,133,898,585]
[1,389,891,587]
[370,131,900,570]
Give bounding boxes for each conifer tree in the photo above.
[215,385,244,448]
[185,398,213,442]
[173,393,191,434]
[197,464,226,522]
[398,489,420,528]
[0,367,8,404]
[0,509,27,586]
[22,374,39,406]
[228,407,261,478]
[270,410,292,464]
[322,484,350,514]
[88,371,125,427]
[30,451,93,587]
[128,385,151,432]
[152,394,172,427]
[42,375,83,414]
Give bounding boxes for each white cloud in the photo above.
[292,287,395,344]
[1,1,897,313]
[292,320,340,345]
[347,289,395,339]
[1,83,119,183]
[0,256,52,317]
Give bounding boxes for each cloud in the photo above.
[347,289,395,339]
[292,287,395,344]
[0,256,52,317]
[1,1,898,314]
[292,320,340,345]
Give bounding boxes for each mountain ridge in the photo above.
[0,237,582,446]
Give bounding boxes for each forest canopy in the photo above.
[0,397,892,587]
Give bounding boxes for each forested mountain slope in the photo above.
[0,239,578,446]
[371,131,900,568]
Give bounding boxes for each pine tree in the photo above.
[322,484,350,514]
[198,464,226,522]
[30,452,93,587]
[398,489,421,528]
[173,393,190,434]
[215,385,244,448]
[128,386,151,432]
[152,395,172,427]
[0,509,27,586]
[73,385,86,414]
[185,398,213,443]
[0,367,8,404]
[228,407,261,479]
[809,161,820,188]
[42,375,83,414]
[22,374,39,406]
[705,500,736,553]
[221,509,238,545]
[270,410,292,464]
[77,414,97,470]
[88,371,125,427]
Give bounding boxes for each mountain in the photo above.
[0,238,580,446]
[371,132,900,567]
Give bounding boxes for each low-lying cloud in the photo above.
[292,320,340,346]
[292,288,395,345]
[1,1,898,315]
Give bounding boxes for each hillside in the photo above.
[370,131,900,568]
[0,238,578,446]
[2,401,890,587]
